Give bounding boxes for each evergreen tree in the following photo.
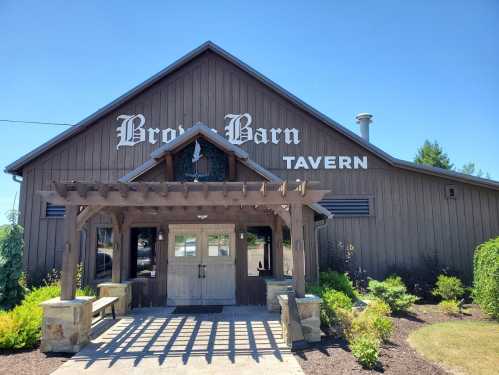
[414,140,453,170]
[0,211,24,310]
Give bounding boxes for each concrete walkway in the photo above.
[52,306,304,375]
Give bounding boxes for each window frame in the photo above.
[129,226,158,279]
[94,225,113,281]
[246,226,273,278]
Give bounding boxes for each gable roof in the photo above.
[4,41,499,191]
[119,122,332,219]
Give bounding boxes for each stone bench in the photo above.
[92,296,119,320]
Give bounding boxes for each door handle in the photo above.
[202,264,207,279]
[198,264,202,279]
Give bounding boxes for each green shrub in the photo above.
[473,237,499,319]
[77,285,96,297]
[323,289,353,326]
[350,307,393,343]
[368,276,419,313]
[0,223,24,310]
[350,334,380,369]
[0,283,95,349]
[371,315,393,342]
[438,299,460,316]
[306,283,326,297]
[306,283,354,328]
[334,307,354,337]
[366,298,391,317]
[319,271,356,300]
[432,275,465,301]
[23,283,60,306]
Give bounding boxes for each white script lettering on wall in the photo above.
[116,112,300,148]
[223,113,300,145]
[115,113,368,170]
[116,114,146,149]
[282,156,368,170]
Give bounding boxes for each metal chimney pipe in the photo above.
[355,113,373,142]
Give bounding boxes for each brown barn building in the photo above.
[5,42,499,307]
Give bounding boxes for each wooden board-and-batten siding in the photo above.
[17,49,499,286]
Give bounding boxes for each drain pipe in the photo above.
[314,218,330,283]
[12,175,22,184]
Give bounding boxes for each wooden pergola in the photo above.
[39,180,329,302]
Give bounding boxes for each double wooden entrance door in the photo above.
[167,224,236,305]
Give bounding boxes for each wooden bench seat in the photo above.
[92,296,119,320]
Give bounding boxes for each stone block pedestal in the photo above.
[278,294,322,344]
[264,278,292,312]
[40,296,95,353]
[98,282,132,316]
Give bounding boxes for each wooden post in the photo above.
[165,153,174,181]
[110,211,123,283]
[61,205,79,300]
[272,215,284,280]
[290,204,306,298]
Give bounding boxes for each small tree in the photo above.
[0,211,25,310]
[414,140,453,170]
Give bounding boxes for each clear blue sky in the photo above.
[1,1,498,224]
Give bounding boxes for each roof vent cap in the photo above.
[355,113,373,142]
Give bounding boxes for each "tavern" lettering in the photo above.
[282,156,368,170]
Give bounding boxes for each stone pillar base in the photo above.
[265,278,293,312]
[40,296,95,353]
[98,282,131,316]
[278,294,322,344]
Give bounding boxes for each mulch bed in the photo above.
[0,348,72,375]
[294,304,486,375]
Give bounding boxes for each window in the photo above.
[445,185,457,199]
[247,226,272,277]
[45,203,65,218]
[208,234,230,256]
[174,234,197,257]
[320,198,370,216]
[96,227,113,279]
[130,228,157,278]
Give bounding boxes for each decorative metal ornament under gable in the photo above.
[174,139,228,182]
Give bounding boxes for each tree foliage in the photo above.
[473,237,499,320]
[0,218,24,310]
[414,140,453,170]
[459,162,491,179]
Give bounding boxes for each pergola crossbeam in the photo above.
[40,189,328,207]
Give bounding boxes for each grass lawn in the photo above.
[408,320,499,375]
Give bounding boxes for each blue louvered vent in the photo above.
[320,198,370,216]
[46,203,65,217]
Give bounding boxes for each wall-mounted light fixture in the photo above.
[197,214,208,220]
[240,231,245,240]
[157,229,165,241]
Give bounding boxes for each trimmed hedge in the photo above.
[473,237,499,319]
